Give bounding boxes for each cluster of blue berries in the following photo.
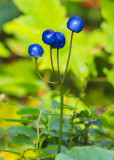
[28,16,84,58]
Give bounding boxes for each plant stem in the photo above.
[62,31,74,82]
[69,116,74,149]
[58,82,64,154]
[57,48,64,153]
[35,58,59,84]
[57,32,74,153]
[50,46,55,72]
[36,111,42,160]
[36,108,49,160]
[57,48,62,82]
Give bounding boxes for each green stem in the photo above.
[57,32,74,153]
[50,46,55,72]
[35,58,59,84]
[36,108,49,160]
[36,111,42,160]
[62,31,74,82]
[21,150,26,160]
[69,117,74,149]
[57,48,63,153]
[57,48,62,82]
[58,82,64,154]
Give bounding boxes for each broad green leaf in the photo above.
[0,42,10,58]
[0,60,48,97]
[103,68,114,86]
[90,106,98,120]
[0,1,19,30]
[0,157,3,160]
[8,126,37,138]
[50,115,70,132]
[51,99,74,110]
[100,141,113,147]
[101,22,114,54]
[42,130,59,137]
[11,135,34,146]
[56,146,114,160]
[0,149,21,156]
[44,145,67,154]
[0,127,6,135]
[101,0,114,27]
[55,96,89,113]
[4,118,33,123]
[100,106,114,139]
[13,0,66,27]
[92,119,101,128]
[17,108,40,115]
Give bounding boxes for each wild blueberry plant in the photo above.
[28,16,84,155]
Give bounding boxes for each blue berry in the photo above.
[28,44,44,58]
[42,29,56,45]
[67,16,84,33]
[51,32,66,49]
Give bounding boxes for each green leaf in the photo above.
[13,0,66,27]
[56,146,114,160]
[17,107,40,115]
[51,99,74,110]
[0,42,10,58]
[100,141,113,147]
[42,130,59,137]
[4,118,33,123]
[11,135,34,146]
[0,1,19,29]
[0,127,6,135]
[0,149,21,156]
[44,145,67,154]
[92,119,101,128]
[51,99,60,108]
[90,106,98,120]
[8,126,37,138]
[0,60,49,97]
[101,0,114,27]
[0,157,3,160]
[100,106,114,137]
[103,68,114,86]
[50,115,70,132]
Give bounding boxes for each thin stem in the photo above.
[57,82,64,153]
[57,48,62,82]
[69,117,74,149]
[21,150,26,160]
[39,136,45,149]
[36,108,49,160]
[36,111,42,160]
[57,48,64,153]
[35,58,59,84]
[62,31,74,82]
[50,46,55,72]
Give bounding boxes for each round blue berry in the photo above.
[51,32,66,49]
[42,29,56,45]
[28,44,44,58]
[67,16,84,33]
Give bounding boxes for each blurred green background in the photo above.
[0,0,114,158]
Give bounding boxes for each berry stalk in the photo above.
[50,46,55,72]
[58,81,64,154]
[62,31,74,82]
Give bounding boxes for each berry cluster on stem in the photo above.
[28,16,84,156]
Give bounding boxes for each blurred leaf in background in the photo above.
[0,0,20,58]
